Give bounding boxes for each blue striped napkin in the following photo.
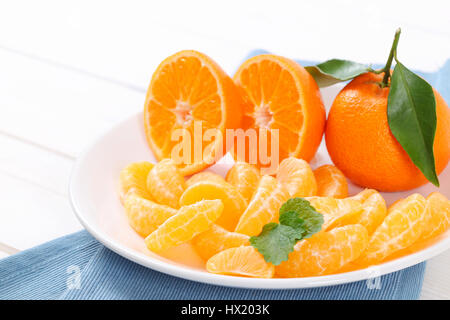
[0,231,425,299]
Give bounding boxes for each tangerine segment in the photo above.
[306,197,363,231]
[124,194,177,237]
[225,161,261,203]
[206,246,275,278]
[234,175,290,236]
[192,224,250,261]
[350,190,387,235]
[349,189,378,202]
[179,181,247,231]
[144,50,244,175]
[147,159,186,208]
[357,193,427,265]
[119,162,154,202]
[232,54,326,171]
[276,157,317,197]
[276,224,369,277]
[313,164,348,198]
[419,192,450,241]
[186,171,226,187]
[145,199,224,253]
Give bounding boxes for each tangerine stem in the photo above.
[381,28,401,87]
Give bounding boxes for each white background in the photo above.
[0,0,449,299]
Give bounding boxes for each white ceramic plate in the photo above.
[69,84,450,289]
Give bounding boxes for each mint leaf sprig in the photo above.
[250,198,324,265]
[305,28,439,187]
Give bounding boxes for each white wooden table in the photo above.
[1,0,449,299]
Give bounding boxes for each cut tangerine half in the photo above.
[356,193,427,265]
[234,175,290,236]
[206,246,275,278]
[144,50,244,175]
[225,161,261,203]
[145,199,223,253]
[119,161,154,202]
[124,194,177,237]
[276,224,369,277]
[313,164,348,198]
[276,157,317,197]
[179,180,247,231]
[192,224,250,261]
[147,159,186,208]
[232,54,325,172]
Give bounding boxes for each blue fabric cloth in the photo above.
[2,52,449,300]
[0,231,426,300]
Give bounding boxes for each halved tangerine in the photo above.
[232,54,325,172]
[144,50,244,175]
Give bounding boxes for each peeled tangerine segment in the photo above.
[356,193,427,265]
[206,246,275,278]
[419,192,450,241]
[192,224,250,260]
[145,199,223,253]
[234,175,290,236]
[306,197,363,231]
[179,180,247,231]
[147,159,186,208]
[276,224,369,277]
[185,171,226,188]
[225,161,261,203]
[349,189,387,235]
[313,164,348,198]
[119,161,154,202]
[124,194,177,237]
[276,157,317,197]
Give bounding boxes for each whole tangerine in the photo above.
[325,72,450,192]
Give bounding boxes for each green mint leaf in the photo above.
[250,198,324,265]
[388,62,439,186]
[278,210,304,231]
[305,59,369,87]
[279,198,324,238]
[249,223,303,265]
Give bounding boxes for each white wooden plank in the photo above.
[0,172,82,250]
[421,251,450,299]
[0,134,73,195]
[0,49,144,157]
[0,1,449,91]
